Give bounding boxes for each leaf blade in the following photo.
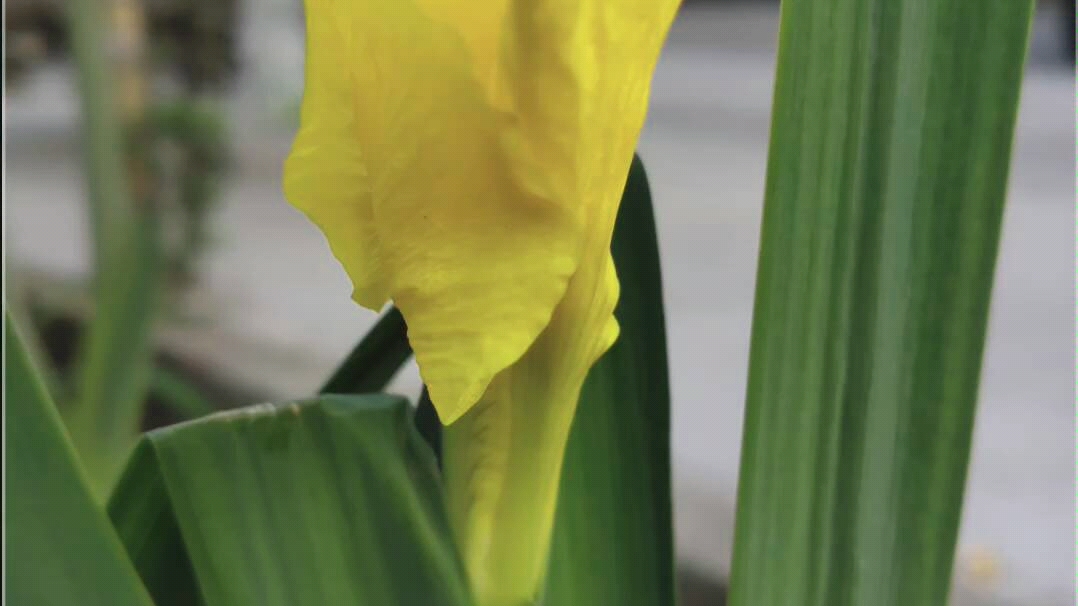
[107,441,206,606]
[5,314,155,606]
[727,1,1035,605]
[108,394,473,606]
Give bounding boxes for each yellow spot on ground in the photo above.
[965,546,1003,589]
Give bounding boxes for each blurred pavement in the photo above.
[6,3,1075,604]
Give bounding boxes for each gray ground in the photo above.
[6,3,1075,605]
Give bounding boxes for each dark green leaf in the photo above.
[5,314,155,606]
[727,1,1034,605]
[108,394,473,606]
[321,306,413,394]
[107,441,206,606]
[545,154,676,606]
[415,386,443,468]
[149,365,216,421]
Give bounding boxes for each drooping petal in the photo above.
[286,0,591,424]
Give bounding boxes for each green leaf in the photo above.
[108,394,474,606]
[727,2,1034,606]
[415,386,443,467]
[544,155,676,606]
[5,314,155,606]
[107,441,206,606]
[321,306,413,394]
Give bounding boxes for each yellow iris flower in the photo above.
[284,1,677,604]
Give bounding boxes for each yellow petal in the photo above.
[285,0,592,423]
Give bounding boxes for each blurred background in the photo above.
[5,1,1075,604]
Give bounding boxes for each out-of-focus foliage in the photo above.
[149,100,230,288]
[22,0,232,496]
[5,0,239,90]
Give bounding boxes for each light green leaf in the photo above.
[108,394,474,606]
[5,314,155,606]
[544,155,676,606]
[64,0,162,496]
[727,1,1034,605]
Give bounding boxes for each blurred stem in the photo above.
[65,0,161,498]
[65,0,135,257]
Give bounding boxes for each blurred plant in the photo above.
[6,1,1034,606]
[4,0,239,91]
[6,0,234,288]
[61,0,162,496]
[15,0,231,496]
[149,100,230,289]
[148,0,240,93]
[4,30,50,83]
